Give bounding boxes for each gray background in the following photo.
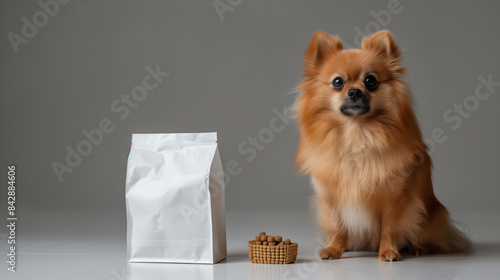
[0,0,499,267]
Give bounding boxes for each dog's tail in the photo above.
[423,210,472,254]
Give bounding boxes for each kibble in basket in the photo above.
[247,232,298,264]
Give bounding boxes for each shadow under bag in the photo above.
[126,132,226,263]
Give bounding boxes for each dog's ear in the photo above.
[304,31,343,74]
[362,30,401,61]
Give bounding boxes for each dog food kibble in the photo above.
[249,232,294,247]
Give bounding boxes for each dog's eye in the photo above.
[331,77,344,90]
[364,75,379,91]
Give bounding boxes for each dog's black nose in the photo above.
[347,89,363,101]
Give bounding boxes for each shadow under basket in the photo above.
[247,241,298,264]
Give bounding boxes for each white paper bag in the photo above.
[126,132,226,264]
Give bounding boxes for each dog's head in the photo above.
[301,30,406,120]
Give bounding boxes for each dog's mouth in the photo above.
[340,105,370,116]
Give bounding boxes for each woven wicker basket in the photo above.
[247,241,298,264]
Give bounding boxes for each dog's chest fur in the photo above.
[340,206,378,249]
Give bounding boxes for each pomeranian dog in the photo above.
[295,30,470,261]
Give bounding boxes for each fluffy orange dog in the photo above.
[295,30,469,261]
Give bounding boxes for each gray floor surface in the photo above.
[1,210,499,280]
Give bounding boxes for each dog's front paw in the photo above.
[319,247,343,260]
[378,249,401,262]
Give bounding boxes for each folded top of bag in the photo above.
[131,132,217,146]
